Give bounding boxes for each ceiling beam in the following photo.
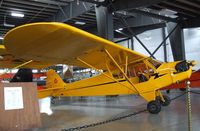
[129,8,178,22]
[4,0,60,9]
[112,0,165,11]
[163,1,200,15]
[29,0,69,6]
[79,0,103,5]
[49,1,94,22]
[0,9,51,18]
[0,6,53,15]
[182,16,200,28]
[0,28,10,31]
[79,15,96,20]
[73,17,96,22]
[154,4,196,18]
[176,0,200,9]
[176,13,193,19]
[2,2,57,12]
[0,15,47,24]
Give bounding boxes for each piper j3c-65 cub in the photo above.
[3,22,196,114]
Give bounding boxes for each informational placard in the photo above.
[4,87,24,110]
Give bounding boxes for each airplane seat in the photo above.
[138,73,148,82]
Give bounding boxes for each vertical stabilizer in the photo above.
[46,69,65,88]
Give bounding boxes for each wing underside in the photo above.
[0,45,52,69]
[4,22,148,70]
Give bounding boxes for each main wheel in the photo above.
[147,101,161,114]
[160,95,171,106]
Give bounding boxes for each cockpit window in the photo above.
[148,59,162,68]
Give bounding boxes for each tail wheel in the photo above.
[160,95,171,106]
[51,96,56,104]
[147,100,161,114]
[180,88,186,91]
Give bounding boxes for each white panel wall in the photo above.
[134,28,164,61]
[184,28,200,70]
[118,28,174,62]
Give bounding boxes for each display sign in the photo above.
[4,87,24,110]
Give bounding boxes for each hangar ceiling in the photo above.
[0,0,71,37]
[0,0,200,40]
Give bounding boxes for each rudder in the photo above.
[46,69,65,88]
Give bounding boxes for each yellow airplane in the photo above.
[2,22,196,114]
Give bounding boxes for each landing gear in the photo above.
[147,100,161,114]
[160,95,171,106]
[146,91,171,114]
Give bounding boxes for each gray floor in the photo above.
[33,89,200,131]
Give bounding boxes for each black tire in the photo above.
[166,90,170,94]
[51,96,56,104]
[51,99,55,104]
[180,88,186,91]
[160,95,171,106]
[147,101,161,114]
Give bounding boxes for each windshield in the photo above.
[148,59,162,68]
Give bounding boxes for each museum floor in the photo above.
[31,89,200,131]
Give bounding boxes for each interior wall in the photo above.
[118,28,174,62]
[184,28,200,70]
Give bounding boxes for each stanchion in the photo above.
[186,80,192,131]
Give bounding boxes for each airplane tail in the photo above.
[46,69,65,89]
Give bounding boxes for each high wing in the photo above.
[4,22,151,70]
[0,45,52,69]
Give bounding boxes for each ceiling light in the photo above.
[144,36,152,40]
[118,28,123,31]
[0,36,4,40]
[0,55,3,59]
[74,21,86,25]
[3,23,15,27]
[115,29,122,33]
[32,69,38,73]
[11,12,24,18]
[11,69,19,73]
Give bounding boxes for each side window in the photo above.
[127,62,154,80]
[127,65,136,77]
[111,61,156,80]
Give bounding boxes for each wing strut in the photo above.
[104,49,140,94]
[77,57,137,93]
[125,56,128,75]
[0,60,33,76]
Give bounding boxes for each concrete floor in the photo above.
[32,89,200,131]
